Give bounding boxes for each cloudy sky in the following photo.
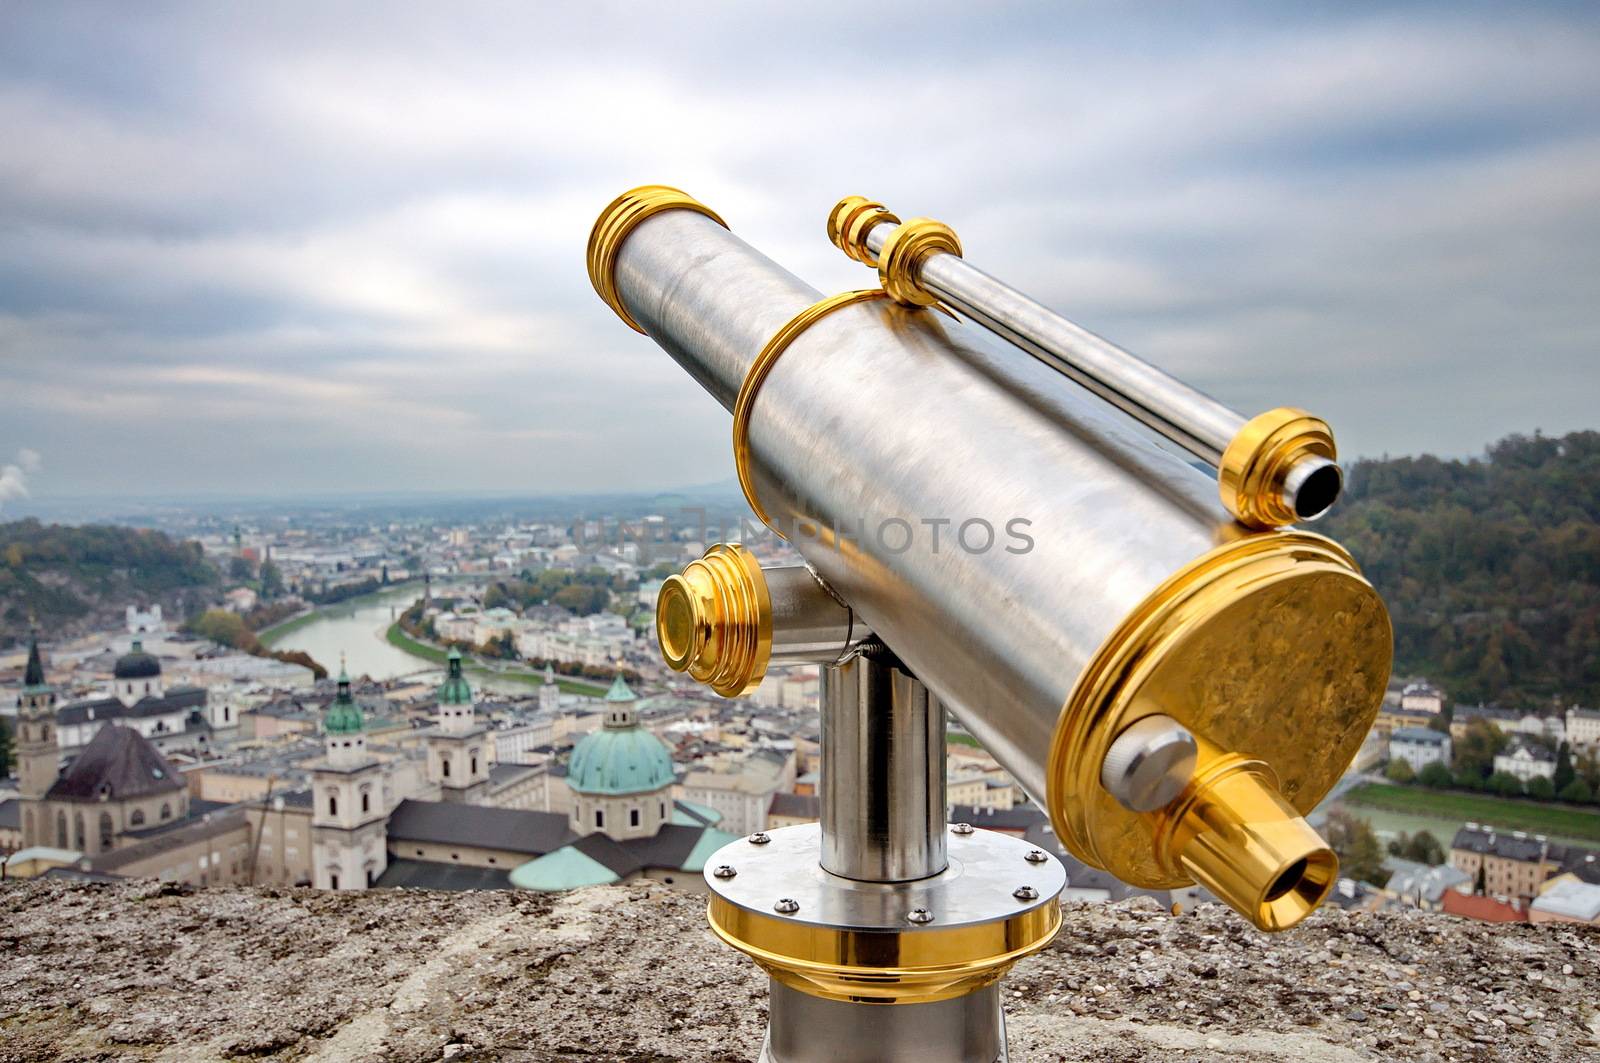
[2,3,1597,503]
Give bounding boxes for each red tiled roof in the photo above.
[1442,890,1526,923]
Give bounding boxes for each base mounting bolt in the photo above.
[1013,886,1039,901]
[774,897,800,914]
[1025,849,1048,863]
[906,907,934,924]
[951,822,974,835]
[713,865,737,879]
[749,832,771,845]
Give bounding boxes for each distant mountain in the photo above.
[0,518,217,646]
[1321,430,1600,711]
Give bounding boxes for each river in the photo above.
[263,585,433,682]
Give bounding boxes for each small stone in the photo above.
[1563,964,1574,976]
[1423,1027,1438,1040]
[1347,1010,1368,1023]
[442,1045,471,1059]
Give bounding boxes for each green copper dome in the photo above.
[438,647,473,706]
[324,665,365,735]
[568,727,675,795]
[569,672,671,796]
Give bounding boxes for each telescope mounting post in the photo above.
[673,556,1064,1062]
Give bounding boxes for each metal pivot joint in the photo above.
[825,195,1344,529]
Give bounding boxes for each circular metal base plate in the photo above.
[705,822,1064,931]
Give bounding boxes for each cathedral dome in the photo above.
[113,640,161,680]
[568,728,675,795]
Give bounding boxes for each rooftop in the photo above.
[1390,726,1448,743]
[45,724,185,802]
[0,880,1593,1061]
[385,798,575,857]
[1532,878,1600,922]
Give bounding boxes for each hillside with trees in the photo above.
[0,519,217,646]
[1322,430,1600,711]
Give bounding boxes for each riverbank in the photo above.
[256,608,318,644]
[258,581,423,647]
[383,622,606,695]
[1342,781,1600,845]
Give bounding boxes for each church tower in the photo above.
[310,661,389,890]
[538,663,559,715]
[426,648,490,803]
[16,635,60,848]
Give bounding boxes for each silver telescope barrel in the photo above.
[590,185,1391,932]
[829,196,1342,529]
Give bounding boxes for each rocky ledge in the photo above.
[1,880,1597,1062]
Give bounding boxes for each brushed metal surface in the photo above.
[861,222,1242,465]
[762,979,1006,1063]
[820,655,946,882]
[613,209,1244,808]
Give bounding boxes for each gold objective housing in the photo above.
[587,185,726,333]
[656,543,772,697]
[1048,530,1392,932]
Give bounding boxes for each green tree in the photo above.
[1418,761,1454,788]
[1452,720,1508,783]
[1560,779,1594,803]
[0,718,12,776]
[1527,775,1556,800]
[1325,809,1389,886]
[1489,771,1525,797]
[1385,757,1416,783]
[259,560,285,600]
[228,555,255,581]
[1554,742,1576,792]
[1393,830,1445,865]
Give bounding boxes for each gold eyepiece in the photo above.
[655,543,772,697]
[1218,407,1341,528]
[827,196,900,268]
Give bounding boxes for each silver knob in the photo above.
[1100,714,1198,812]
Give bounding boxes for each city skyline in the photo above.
[2,3,1599,502]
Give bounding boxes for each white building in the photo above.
[1399,682,1444,714]
[126,605,165,635]
[1494,740,1556,782]
[1568,706,1600,751]
[1515,713,1565,744]
[494,717,557,764]
[1389,727,1452,773]
[679,752,791,836]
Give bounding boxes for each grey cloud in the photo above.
[0,2,1597,499]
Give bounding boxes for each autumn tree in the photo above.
[1325,809,1389,886]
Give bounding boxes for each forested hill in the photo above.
[1321,430,1600,710]
[0,519,217,646]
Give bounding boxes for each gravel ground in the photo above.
[1,879,1596,1062]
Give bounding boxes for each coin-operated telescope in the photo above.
[588,186,1392,1063]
